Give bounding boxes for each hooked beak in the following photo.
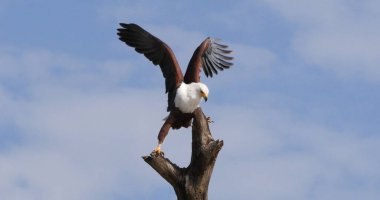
[202,93,208,102]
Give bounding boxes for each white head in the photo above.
[197,83,209,102]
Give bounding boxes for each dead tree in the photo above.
[143,107,223,200]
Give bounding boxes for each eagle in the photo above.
[117,23,233,154]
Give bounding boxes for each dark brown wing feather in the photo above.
[117,23,184,111]
[184,37,233,83]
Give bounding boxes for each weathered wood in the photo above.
[143,107,223,200]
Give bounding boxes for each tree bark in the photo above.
[142,107,223,200]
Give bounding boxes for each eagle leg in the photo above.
[152,114,174,156]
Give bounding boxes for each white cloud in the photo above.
[208,104,380,200]
[0,47,136,91]
[259,0,380,81]
[0,46,169,199]
[0,86,169,199]
[226,43,277,82]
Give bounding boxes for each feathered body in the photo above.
[117,23,233,149]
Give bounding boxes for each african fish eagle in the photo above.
[117,23,233,154]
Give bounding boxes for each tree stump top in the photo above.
[143,108,223,200]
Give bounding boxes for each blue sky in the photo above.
[1,0,380,199]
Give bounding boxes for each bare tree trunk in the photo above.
[143,107,223,200]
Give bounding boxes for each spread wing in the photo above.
[117,23,184,111]
[184,37,233,83]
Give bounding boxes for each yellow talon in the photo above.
[154,144,161,153]
[151,144,164,156]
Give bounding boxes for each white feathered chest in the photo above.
[174,83,207,113]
